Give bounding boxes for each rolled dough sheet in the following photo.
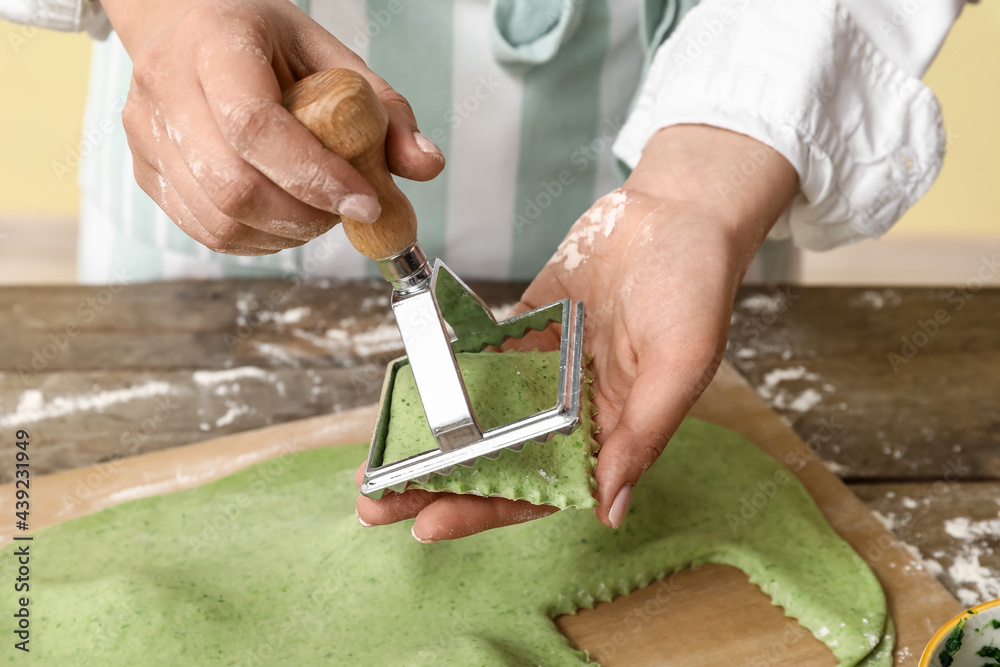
[381,351,598,508]
[0,421,891,665]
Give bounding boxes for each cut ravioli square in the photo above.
[380,350,598,509]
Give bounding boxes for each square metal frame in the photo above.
[360,299,584,499]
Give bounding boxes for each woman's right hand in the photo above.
[102,0,445,254]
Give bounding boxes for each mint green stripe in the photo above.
[78,41,109,200]
[103,38,128,235]
[509,0,611,279]
[365,0,454,277]
[106,37,168,278]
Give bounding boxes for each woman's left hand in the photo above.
[356,125,798,541]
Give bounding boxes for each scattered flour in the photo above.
[192,367,270,386]
[898,540,945,578]
[274,307,310,325]
[316,302,519,360]
[942,513,1000,606]
[847,289,901,310]
[250,341,301,367]
[292,322,404,358]
[759,366,820,393]
[0,381,177,427]
[872,510,898,532]
[548,190,626,272]
[352,324,404,357]
[945,515,1000,540]
[756,366,831,412]
[358,294,391,312]
[822,460,851,476]
[787,388,823,412]
[738,292,788,314]
[215,402,252,428]
[234,292,312,328]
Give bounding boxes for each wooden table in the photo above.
[1,280,997,608]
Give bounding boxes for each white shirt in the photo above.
[613,0,965,251]
[3,0,966,257]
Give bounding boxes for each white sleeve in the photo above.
[613,0,966,251]
[1,0,111,39]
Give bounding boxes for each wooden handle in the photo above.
[283,69,417,260]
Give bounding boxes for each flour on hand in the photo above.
[548,189,627,273]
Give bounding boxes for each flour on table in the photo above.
[358,294,390,312]
[350,323,404,357]
[847,289,901,311]
[822,459,851,476]
[941,512,1000,606]
[872,510,898,532]
[235,292,311,328]
[738,292,789,314]
[896,540,946,578]
[215,402,253,428]
[787,388,823,412]
[193,367,271,386]
[754,366,834,413]
[288,322,403,359]
[0,381,177,427]
[250,341,301,367]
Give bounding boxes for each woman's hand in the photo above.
[356,125,798,541]
[102,0,444,254]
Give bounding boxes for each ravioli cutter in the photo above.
[284,69,585,499]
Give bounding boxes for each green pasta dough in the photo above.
[0,351,893,666]
[381,351,598,508]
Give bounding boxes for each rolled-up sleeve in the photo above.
[613,0,965,251]
[1,0,111,39]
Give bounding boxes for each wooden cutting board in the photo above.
[0,362,960,665]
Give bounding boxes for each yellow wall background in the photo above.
[0,21,91,217]
[0,6,998,235]
[887,0,1000,239]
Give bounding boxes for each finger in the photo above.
[127,126,308,253]
[379,86,446,182]
[354,464,440,525]
[131,157,272,255]
[356,490,442,526]
[412,495,558,543]
[145,80,340,243]
[196,31,381,222]
[592,351,719,530]
[290,24,445,182]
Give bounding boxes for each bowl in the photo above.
[919,598,1000,667]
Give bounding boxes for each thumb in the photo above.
[375,86,447,182]
[290,22,445,182]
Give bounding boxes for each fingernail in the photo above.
[608,484,633,529]
[338,194,381,223]
[413,131,444,159]
[411,523,433,544]
[356,508,373,528]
